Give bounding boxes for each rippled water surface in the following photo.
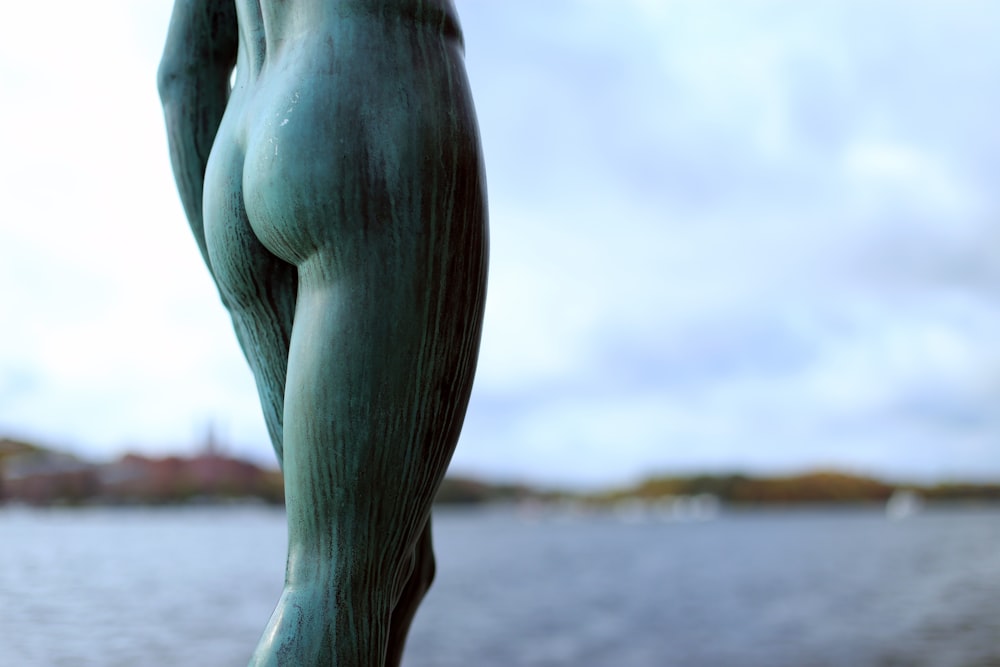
[1,505,998,666]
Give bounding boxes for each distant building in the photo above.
[0,436,283,506]
[1,451,99,505]
[97,452,279,504]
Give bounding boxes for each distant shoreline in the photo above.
[3,437,999,508]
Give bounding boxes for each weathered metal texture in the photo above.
[159,1,488,664]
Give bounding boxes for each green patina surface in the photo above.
[159,1,487,664]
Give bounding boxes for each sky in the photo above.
[1,1,999,488]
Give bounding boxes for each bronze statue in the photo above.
[158,1,488,664]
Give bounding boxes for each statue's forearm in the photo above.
[158,0,237,271]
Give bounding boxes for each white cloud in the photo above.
[844,142,984,221]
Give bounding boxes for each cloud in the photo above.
[447,1,1000,484]
[2,1,1000,485]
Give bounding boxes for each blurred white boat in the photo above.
[886,489,922,519]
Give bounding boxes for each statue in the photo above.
[157,1,488,664]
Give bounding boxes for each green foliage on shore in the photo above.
[438,470,1000,507]
[612,470,897,505]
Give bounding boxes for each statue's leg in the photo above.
[240,23,487,664]
[243,148,486,667]
[251,248,479,665]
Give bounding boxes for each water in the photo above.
[1,505,998,667]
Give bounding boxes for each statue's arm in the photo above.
[157,0,238,271]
